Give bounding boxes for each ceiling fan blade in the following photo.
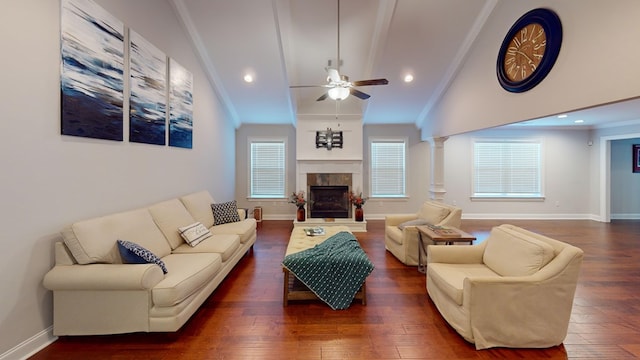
[327,68,341,83]
[316,93,329,101]
[289,85,331,88]
[350,88,370,100]
[352,78,389,86]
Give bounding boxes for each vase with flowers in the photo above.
[289,191,307,222]
[348,191,368,222]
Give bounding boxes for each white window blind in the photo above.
[250,141,285,198]
[473,139,542,197]
[371,140,406,197]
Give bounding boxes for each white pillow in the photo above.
[178,222,211,247]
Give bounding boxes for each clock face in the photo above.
[496,8,562,93]
[503,23,546,82]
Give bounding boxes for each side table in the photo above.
[416,225,476,273]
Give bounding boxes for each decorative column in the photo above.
[427,137,448,202]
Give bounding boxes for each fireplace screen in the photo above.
[309,185,349,218]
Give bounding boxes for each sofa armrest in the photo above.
[43,263,164,291]
[427,243,485,264]
[384,214,418,227]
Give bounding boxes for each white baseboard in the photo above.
[611,213,640,220]
[461,213,595,220]
[0,327,56,360]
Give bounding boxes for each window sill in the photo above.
[470,196,545,202]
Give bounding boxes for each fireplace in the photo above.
[309,185,349,218]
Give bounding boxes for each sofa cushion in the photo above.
[427,263,500,305]
[172,234,240,262]
[148,199,197,249]
[211,200,241,225]
[209,218,257,243]
[177,222,212,247]
[117,240,168,274]
[417,202,451,225]
[63,208,172,265]
[180,191,215,229]
[483,226,556,276]
[152,253,222,307]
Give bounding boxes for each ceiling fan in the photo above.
[289,0,389,101]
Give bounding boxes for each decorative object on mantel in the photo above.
[289,191,307,222]
[633,144,640,173]
[348,191,368,222]
[316,128,343,150]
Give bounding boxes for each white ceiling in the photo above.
[171,0,640,130]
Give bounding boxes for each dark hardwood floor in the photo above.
[31,219,640,359]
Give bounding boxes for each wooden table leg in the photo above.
[283,269,289,307]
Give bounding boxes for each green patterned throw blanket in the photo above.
[282,231,374,310]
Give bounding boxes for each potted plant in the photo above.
[289,191,307,222]
[348,191,368,222]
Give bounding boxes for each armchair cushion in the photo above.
[397,219,429,230]
[417,202,451,224]
[483,226,555,276]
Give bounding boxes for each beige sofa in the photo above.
[43,191,256,336]
[384,201,462,265]
[426,224,583,350]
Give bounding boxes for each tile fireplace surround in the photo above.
[295,160,367,232]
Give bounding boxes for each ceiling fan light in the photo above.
[328,87,350,100]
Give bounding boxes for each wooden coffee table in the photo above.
[416,225,476,273]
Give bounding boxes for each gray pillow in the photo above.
[398,219,430,230]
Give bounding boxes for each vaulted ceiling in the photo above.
[171,0,640,130]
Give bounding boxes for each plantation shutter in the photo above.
[473,140,541,197]
[250,141,285,198]
[371,140,406,197]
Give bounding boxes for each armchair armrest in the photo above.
[43,263,164,291]
[384,214,418,227]
[427,243,486,264]
[464,273,577,349]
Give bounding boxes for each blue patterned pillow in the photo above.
[211,200,241,226]
[117,240,168,274]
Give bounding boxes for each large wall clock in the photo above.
[497,8,562,93]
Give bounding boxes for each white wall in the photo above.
[0,0,235,357]
[443,127,593,219]
[426,0,640,138]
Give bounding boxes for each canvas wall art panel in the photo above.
[169,59,193,149]
[60,0,124,141]
[129,30,167,145]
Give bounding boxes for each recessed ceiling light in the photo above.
[557,114,568,118]
[574,119,584,124]
[404,74,414,83]
[243,74,254,83]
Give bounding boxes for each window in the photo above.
[249,140,285,198]
[473,139,542,198]
[370,139,406,197]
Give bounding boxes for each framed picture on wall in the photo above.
[633,144,640,173]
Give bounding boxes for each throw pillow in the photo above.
[178,222,211,247]
[211,200,241,226]
[397,219,430,230]
[117,239,168,274]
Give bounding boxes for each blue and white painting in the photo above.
[60,0,124,141]
[129,31,167,145]
[169,59,193,149]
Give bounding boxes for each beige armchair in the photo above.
[426,224,584,349]
[384,201,462,265]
